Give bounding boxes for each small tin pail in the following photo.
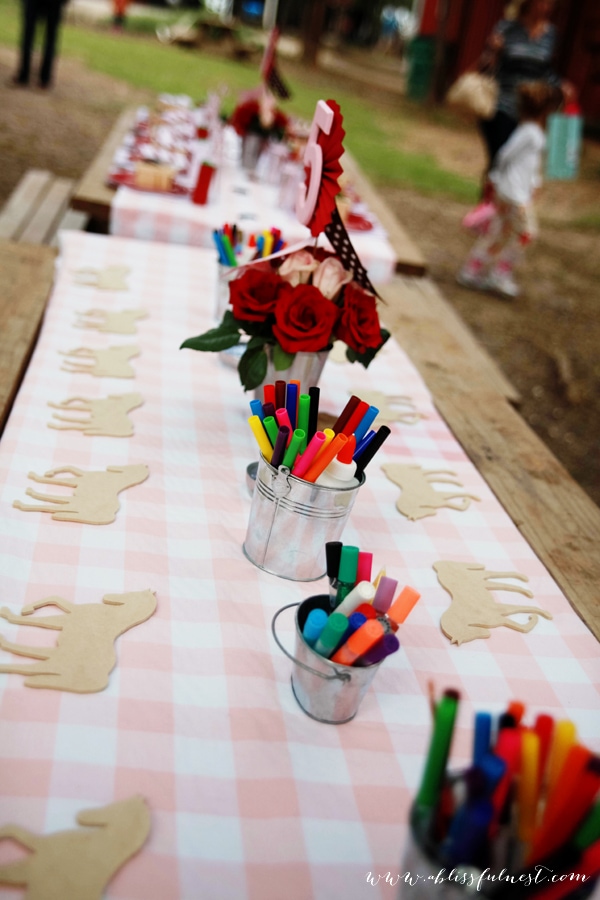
[243,455,364,581]
[271,595,383,724]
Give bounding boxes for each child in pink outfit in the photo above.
[458,82,562,298]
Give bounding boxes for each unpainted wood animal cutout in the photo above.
[13,464,149,525]
[434,560,553,645]
[352,390,423,427]
[0,590,156,691]
[73,265,130,291]
[0,795,151,899]
[60,345,140,378]
[47,393,143,437]
[74,308,148,335]
[382,463,481,520]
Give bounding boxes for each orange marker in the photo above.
[302,433,348,483]
[507,700,526,725]
[330,619,385,666]
[386,586,421,631]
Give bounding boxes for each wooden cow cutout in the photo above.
[74,309,148,335]
[434,561,553,645]
[73,265,130,291]
[48,393,143,437]
[0,590,156,691]
[0,795,151,899]
[382,463,481,520]
[353,390,423,426]
[13,464,149,525]
[60,345,140,379]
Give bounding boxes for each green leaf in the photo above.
[180,328,241,352]
[272,343,295,372]
[238,346,268,392]
[345,329,391,369]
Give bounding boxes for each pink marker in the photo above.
[292,431,326,479]
[356,552,373,585]
[373,576,398,614]
[275,408,293,445]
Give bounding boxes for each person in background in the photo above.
[112,0,130,30]
[11,0,67,88]
[478,0,574,195]
[458,81,562,298]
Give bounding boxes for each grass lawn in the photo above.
[0,0,479,203]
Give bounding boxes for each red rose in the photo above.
[336,282,383,354]
[272,284,339,354]
[230,100,259,137]
[229,267,288,322]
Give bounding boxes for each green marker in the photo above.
[283,428,306,469]
[263,415,279,447]
[314,613,349,658]
[574,801,600,851]
[220,232,238,267]
[297,394,311,453]
[335,545,359,606]
[414,689,459,837]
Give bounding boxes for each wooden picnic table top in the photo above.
[71,105,428,278]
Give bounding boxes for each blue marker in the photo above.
[302,608,328,648]
[353,405,379,444]
[473,711,492,765]
[212,229,228,265]
[346,611,367,639]
[249,399,264,421]
[353,429,377,461]
[285,382,298,430]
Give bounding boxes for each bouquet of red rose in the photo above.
[229,92,289,142]
[181,247,390,392]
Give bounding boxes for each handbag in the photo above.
[446,71,498,121]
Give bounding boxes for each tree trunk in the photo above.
[302,0,326,66]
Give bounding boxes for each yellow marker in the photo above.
[262,232,274,258]
[545,719,576,794]
[517,729,540,845]
[372,568,386,589]
[311,428,334,464]
[248,415,273,463]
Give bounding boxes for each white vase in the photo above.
[241,134,266,173]
[254,347,330,400]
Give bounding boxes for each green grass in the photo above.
[0,0,479,202]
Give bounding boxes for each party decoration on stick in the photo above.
[60,345,140,379]
[382,464,480,521]
[74,309,148,335]
[0,590,156,692]
[0,795,151,897]
[433,561,552,645]
[260,27,291,100]
[72,265,130,291]
[296,99,345,239]
[13,464,149,525]
[47,393,143,437]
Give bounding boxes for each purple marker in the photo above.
[354,633,400,667]
[270,425,290,468]
[373,576,398,614]
[262,401,276,420]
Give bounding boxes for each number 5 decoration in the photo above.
[296,99,345,237]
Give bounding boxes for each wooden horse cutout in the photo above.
[60,345,140,379]
[74,309,148,335]
[13,463,149,525]
[0,589,157,691]
[353,390,423,426]
[382,463,481,520]
[434,561,553,645]
[73,265,130,291]
[0,795,151,899]
[48,393,144,437]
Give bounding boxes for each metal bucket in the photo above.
[243,455,365,581]
[271,596,383,724]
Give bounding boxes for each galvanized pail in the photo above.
[271,595,383,724]
[243,455,365,581]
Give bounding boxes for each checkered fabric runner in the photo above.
[0,232,597,900]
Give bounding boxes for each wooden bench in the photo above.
[0,169,88,247]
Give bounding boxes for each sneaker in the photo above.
[487,268,520,298]
[456,266,489,291]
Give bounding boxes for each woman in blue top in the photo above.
[479,0,574,178]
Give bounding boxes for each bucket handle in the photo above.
[271,603,351,684]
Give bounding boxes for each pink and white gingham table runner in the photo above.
[109,129,397,286]
[0,232,598,900]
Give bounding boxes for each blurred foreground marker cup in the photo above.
[243,454,364,581]
[271,595,385,724]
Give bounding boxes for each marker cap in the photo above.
[335,581,376,617]
[337,545,359,585]
[330,619,386,666]
[386,586,421,628]
[302,608,328,648]
[373,576,398,614]
[313,613,349,658]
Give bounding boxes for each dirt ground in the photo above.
[0,36,598,505]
